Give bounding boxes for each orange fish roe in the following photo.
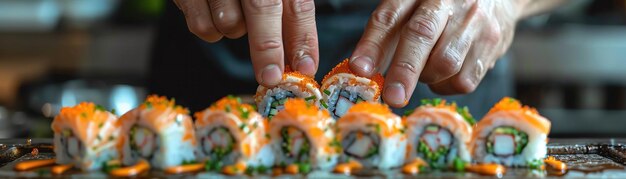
[140,95,189,115]
[322,59,385,97]
[284,71,320,89]
[196,96,255,120]
[423,99,458,113]
[487,97,538,115]
[283,98,329,118]
[59,102,100,119]
[348,102,392,116]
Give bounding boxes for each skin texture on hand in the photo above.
[349,0,564,108]
[173,0,320,87]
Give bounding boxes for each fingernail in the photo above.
[350,56,374,74]
[384,82,406,105]
[295,56,315,76]
[261,64,282,86]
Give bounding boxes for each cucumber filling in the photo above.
[281,127,311,162]
[342,131,380,159]
[264,92,294,120]
[129,126,159,159]
[417,125,452,168]
[328,89,366,118]
[202,127,235,160]
[486,126,529,157]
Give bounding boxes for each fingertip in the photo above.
[383,82,408,108]
[349,56,375,77]
[259,64,283,87]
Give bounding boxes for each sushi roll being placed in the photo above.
[255,70,322,120]
[404,99,475,169]
[268,98,339,172]
[321,59,384,119]
[51,102,121,171]
[335,102,406,170]
[195,95,274,172]
[471,97,551,167]
[118,95,197,170]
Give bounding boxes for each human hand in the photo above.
[174,0,319,86]
[349,0,530,107]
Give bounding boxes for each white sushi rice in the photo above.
[473,111,549,166]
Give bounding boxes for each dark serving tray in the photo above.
[1,138,626,178]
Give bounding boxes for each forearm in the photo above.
[517,0,567,19]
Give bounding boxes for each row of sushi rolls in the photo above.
[16,59,564,176]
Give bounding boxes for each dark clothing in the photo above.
[149,1,512,118]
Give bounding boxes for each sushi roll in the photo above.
[255,70,322,120]
[51,102,121,171]
[471,97,551,167]
[335,102,406,169]
[195,95,274,170]
[118,95,197,169]
[404,99,475,168]
[321,59,384,119]
[268,98,339,171]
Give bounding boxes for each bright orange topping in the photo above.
[51,164,73,175]
[110,159,150,177]
[348,102,392,116]
[322,58,385,96]
[58,102,99,120]
[545,156,567,171]
[466,163,506,176]
[283,98,329,118]
[196,96,255,120]
[14,159,56,171]
[140,95,189,115]
[488,97,538,115]
[164,163,205,174]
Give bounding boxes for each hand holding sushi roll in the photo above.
[255,70,322,120]
[174,0,320,86]
[347,0,565,106]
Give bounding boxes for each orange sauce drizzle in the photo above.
[401,158,428,175]
[140,95,189,115]
[285,164,299,174]
[51,164,73,175]
[272,167,284,176]
[14,159,56,171]
[221,162,247,175]
[333,160,363,174]
[164,163,205,174]
[545,156,567,171]
[109,159,150,177]
[466,163,506,176]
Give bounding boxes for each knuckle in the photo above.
[213,12,243,33]
[434,52,463,78]
[393,59,420,77]
[208,0,226,9]
[404,14,439,42]
[372,8,400,28]
[292,0,315,13]
[253,39,282,51]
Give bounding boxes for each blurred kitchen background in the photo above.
[0,0,625,138]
